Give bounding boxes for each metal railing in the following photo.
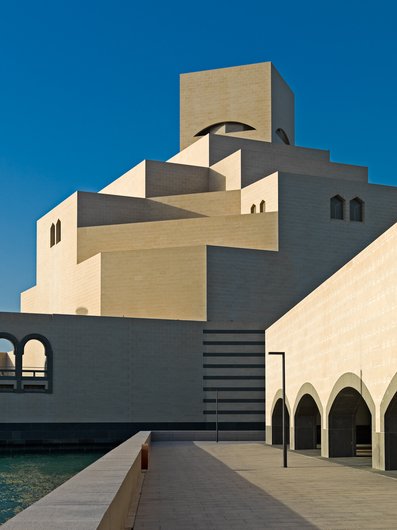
[0,367,47,379]
[22,368,47,378]
[0,368,16,378]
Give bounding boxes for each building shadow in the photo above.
[134,442,317,529]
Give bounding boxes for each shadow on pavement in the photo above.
[134,442,317,529]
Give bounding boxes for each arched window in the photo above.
[275,128,290,145]
[21,336,52,392]
[294,394,321,450]
[330,195,345,220]
[259,200,266,213]
[0,338,16,380]
[0,333,52,393]
[350,197,364,222]
[22,339,47,378]
[250,204,256,214]
[50,224,55,247]
[195,121,255,137]
[56,219,61,243]
[329,387,371,457]
[0,334,18,392]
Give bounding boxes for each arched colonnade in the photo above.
[269,373,397,470]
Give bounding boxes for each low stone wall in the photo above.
[152,430,265,441]
[2,431,151,530]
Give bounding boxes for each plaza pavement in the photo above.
[134,441,397,529]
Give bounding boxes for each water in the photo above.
[0,451,105,525]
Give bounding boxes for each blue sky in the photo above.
[0,0,396,312]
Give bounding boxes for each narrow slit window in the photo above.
[250,204,256,214]
[50,224,55,247]
[56,220,61,243]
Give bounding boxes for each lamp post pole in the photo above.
[215,390,219,443]
[269,351,287,468]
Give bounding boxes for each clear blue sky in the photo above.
[0,0,396,312]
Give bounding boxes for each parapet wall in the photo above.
[2,431,151,530]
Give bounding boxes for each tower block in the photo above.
[180,62,295,149]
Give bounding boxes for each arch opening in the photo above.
[22,338,49,392]
[385,392,397,469]
[259,200,266,213]
[275,128,290,145]
[295,394,321,450]
[350,197,364,222]
[0,338,16,377]
[195,121,255,137]
[0,338,17,391]
[330,195,345,220]
[329,387,372,458]
[272,398,290,445]
[250,204,256,214]
[22,339,47,378]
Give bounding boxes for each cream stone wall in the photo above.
[22,185,278,320]
[100,246,207,320]
[22,157,397,326]
[100,160,210,198]
[266,221,397,469]
[71,254,102,315]
[206,173,397,326]
[237,143,367,186]
[21,193,101,316]
[100,161,146,197]
[241,172,279,215]
[21,193,79,314]
[210,151,242,191]
[9,61,397,447]
[77,191,205,227]
[271,65,295,145]
[171,133,330,169]
[22,253,101,317]
[20,286,38,313]
[170,134,366,187]
[168,135,210,167]
[179,62,294,150]
[0,352,14,369]
[145,161,209,197]
[77,212,279,263]
[153,190,241,217]
[19,62,391,340]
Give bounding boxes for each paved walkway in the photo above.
[134,442,397,529]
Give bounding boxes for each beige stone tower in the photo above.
[180,62,295,150]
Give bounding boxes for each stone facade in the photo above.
[266,221,397,470]
[1,62,396,448]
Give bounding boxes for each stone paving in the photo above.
[134,441,397,529]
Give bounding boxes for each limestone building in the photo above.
[266,217,397,471]
[1,62,397,453]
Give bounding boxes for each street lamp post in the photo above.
[215,390,219,443]
[269,351,287,468]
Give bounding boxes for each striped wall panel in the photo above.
[202,327,265,428]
